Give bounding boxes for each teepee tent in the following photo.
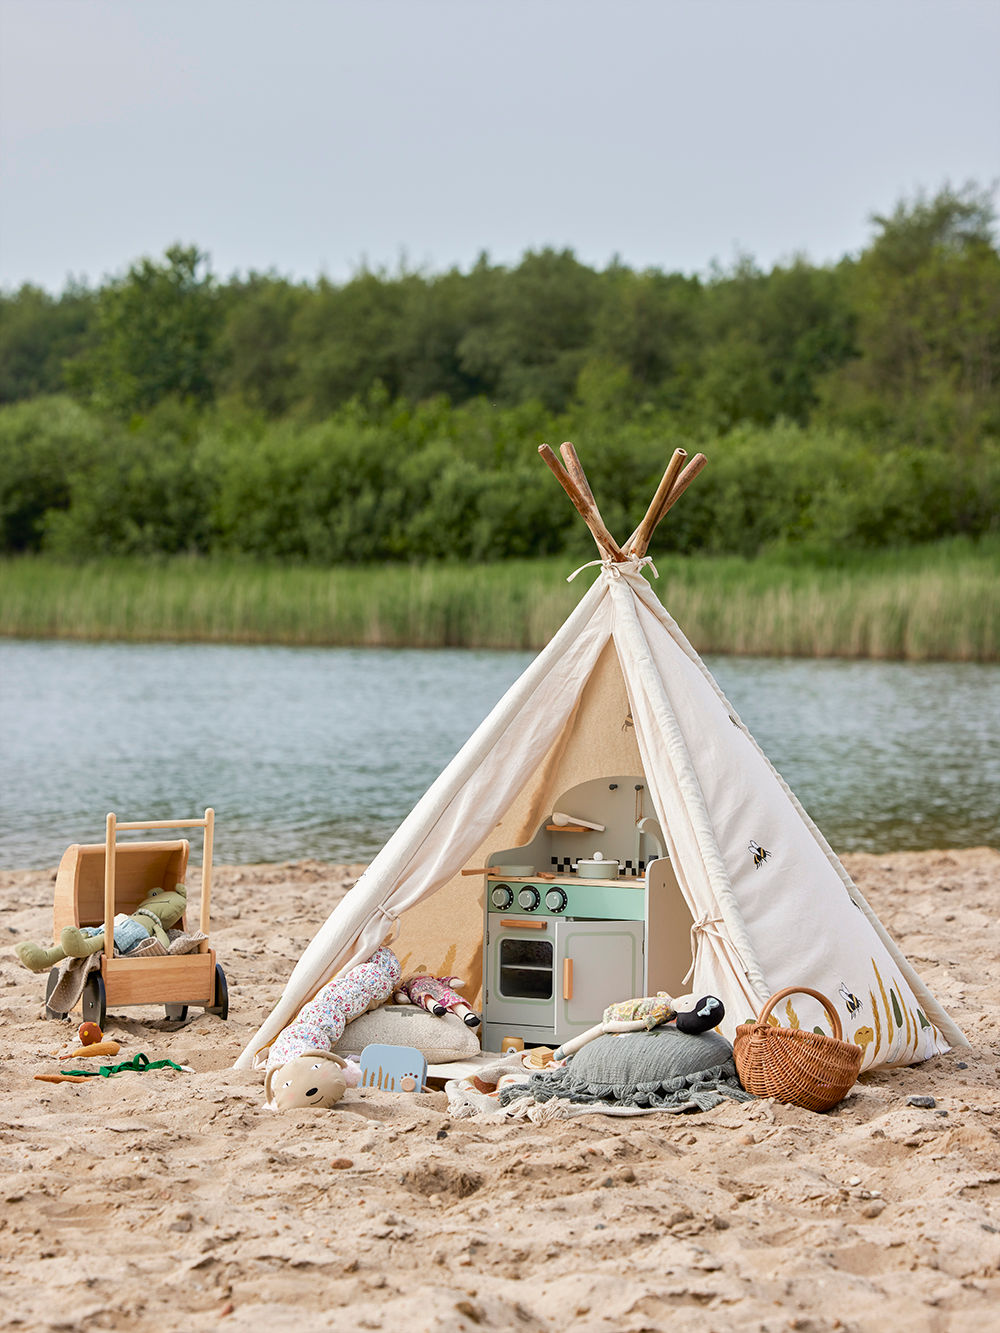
[236,444,965,1073]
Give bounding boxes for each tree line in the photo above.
[1,184,997,562]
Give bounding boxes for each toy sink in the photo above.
[44,809,228,1027]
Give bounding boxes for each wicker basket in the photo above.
[733,986,863,1112]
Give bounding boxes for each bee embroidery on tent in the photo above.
[839,983,863,1019]
[748,840,771,870]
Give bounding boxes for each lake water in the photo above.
[1,640,997,868]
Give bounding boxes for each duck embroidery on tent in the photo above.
[748,840,772,870]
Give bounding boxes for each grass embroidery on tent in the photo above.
[872,959,894,1055]
[869,987,883,1058]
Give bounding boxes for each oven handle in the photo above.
[499,918,549,930]
[563,958,573,999]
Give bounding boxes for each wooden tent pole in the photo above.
[627,452,709,555]
[558,441,598,509]
[538,444,625,561]
[627,448,687,556]
[657,451,708,522]
[558,442,625,562]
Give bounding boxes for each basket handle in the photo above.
[757,986,843,1041]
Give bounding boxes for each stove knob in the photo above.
[490,884,514,910]
[544,887,568,914]
[517,886,540,912]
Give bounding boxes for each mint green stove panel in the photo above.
[486,876,645,921]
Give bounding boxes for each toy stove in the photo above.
[480,775,692,1052]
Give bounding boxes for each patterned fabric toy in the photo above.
[603,991,724,1034]
[14,885,188,973]
[603,992,677,1030]
[394,973,481,1028]
[267,945,401,1073]
[553,991,725,1060]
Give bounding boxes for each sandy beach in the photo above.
[1,847,998,1332]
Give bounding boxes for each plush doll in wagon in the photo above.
[38,809,228,1028]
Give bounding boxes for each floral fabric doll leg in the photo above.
[267,946,401,1071]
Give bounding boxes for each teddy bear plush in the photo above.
[14,884,188,973]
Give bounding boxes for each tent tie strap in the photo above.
[567,554,659,584]
[683,913,753,991]
[374,904,401,941]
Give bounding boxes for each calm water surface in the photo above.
[1,640,997,868]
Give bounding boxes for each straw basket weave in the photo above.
[733,986,863,1112]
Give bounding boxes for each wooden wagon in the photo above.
[44,809,228,1028]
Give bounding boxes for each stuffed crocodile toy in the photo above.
[14,884,188,973]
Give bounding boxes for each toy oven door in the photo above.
[484,917,556,1029]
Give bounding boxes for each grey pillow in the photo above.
[333,1004,480,1065]
[553,1026,748,1108]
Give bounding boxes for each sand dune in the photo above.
[1,848,997,1332]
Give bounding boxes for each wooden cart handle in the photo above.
[104,813,116,963]
[104,808,214,958]
[114,817,213,831]
[756,986,843,1041]
[563,958,573,1000]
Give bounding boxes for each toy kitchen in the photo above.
[480,775,695,1052]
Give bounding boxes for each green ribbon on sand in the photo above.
[60,1052,186,1078]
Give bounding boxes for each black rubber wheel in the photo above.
[205,964,229,1020]
[164,1004,189,1022]
[81,973,106,1028]
[44,968,67,1019]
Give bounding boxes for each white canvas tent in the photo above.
[236,444,966,1073]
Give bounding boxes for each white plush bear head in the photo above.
[266,1051,348,1110]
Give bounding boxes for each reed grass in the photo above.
[0,542,996,660]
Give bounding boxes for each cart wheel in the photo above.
[81,973,106,1028]
[44,968,67,1019]
[205,964,229,1020]
[164,1004,189,1022]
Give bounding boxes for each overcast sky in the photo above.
[0,0,997,294]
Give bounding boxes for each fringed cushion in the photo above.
[499,1027,753,1113]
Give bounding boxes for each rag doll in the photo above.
[553,991,725,1060]
[14,885,188,973]
[393,972,481,1027]
[602,991,724,1035]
